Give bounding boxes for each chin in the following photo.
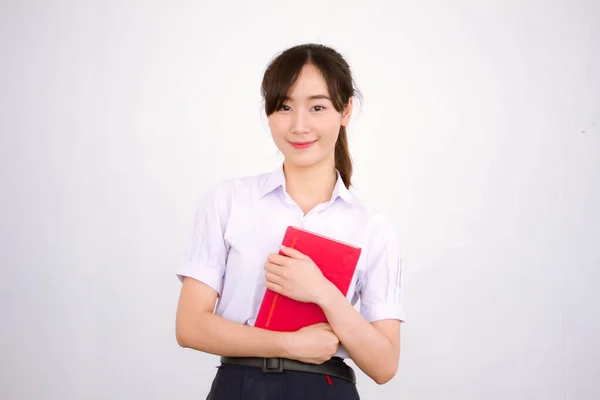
[284,153,324,169]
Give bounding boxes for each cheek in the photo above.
[316,119,341,146]
[268,116,287,140]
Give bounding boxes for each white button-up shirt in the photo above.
[176,165,405,358]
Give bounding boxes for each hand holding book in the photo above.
[283,323,341,365]
[264,244,334,304]
[255,226,361,332]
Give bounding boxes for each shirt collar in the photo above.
[259,164,354,204]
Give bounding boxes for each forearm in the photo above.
[177,311,292,358]
[316,284,398,384]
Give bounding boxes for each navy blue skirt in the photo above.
[206,363,360,400]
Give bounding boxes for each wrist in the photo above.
[314,279,340,309]
[276,331,297,359]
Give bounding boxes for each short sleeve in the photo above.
[175,181,231,296]
[359,219,406,323]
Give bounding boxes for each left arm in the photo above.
[265,230,405,385]
[315,282,400,384]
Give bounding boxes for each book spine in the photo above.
[264,236,299,328]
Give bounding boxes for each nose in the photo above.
[291,108,310,134]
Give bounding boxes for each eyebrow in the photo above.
[284,94,331,101]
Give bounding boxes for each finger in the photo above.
[280,245,308,259]
[267,253,291,266]
[265,280,284,294]
[265,271,285,286]
[264,262,284,276]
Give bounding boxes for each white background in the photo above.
[1,1,599,399]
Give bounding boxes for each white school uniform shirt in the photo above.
[176,165,406,358]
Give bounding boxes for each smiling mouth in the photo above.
[289,140,316,149]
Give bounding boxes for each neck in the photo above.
[283,160,337,211]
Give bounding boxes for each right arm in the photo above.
[176,277,291,358]
[176,181,338,363]
[176,276,339,363]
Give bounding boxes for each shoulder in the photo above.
[367,210,398,241]
[346,194,398,241]
[190,172,270,229]
[346,198,400,256]
[195,171,271,206]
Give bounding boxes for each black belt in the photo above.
[219,356,356,384]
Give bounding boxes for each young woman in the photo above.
[175,43,405,400]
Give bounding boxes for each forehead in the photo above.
[287,64,329,98]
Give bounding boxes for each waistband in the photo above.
[219,356,356,384]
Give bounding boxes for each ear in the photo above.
[341,97,353,127]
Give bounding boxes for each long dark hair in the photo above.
[261,43,360,189]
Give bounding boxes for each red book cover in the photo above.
[254,226,362,332]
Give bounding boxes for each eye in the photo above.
[279,104,291,111]
[312,105,326,112]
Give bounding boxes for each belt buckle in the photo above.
[262,357,284,373]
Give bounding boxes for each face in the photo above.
[268,63,352,169]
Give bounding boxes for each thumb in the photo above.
[300,322,329,331]
[313,322,332,330]
[280,244,308,259]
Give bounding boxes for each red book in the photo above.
[254,226,362,332]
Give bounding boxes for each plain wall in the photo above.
[1,1,599,399]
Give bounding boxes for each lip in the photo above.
[289,140,316,149]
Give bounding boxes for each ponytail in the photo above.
[335,126,352,189]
